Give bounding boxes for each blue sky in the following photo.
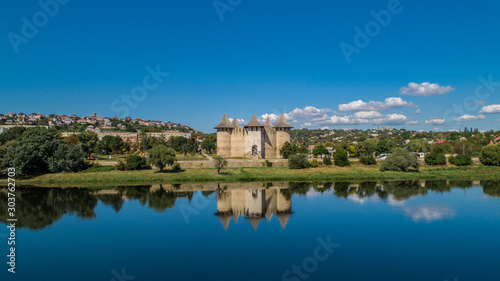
[1,0,500,132]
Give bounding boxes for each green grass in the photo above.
[7,164,500,188]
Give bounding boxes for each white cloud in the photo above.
[288,106,333,118]
[258,113,279,123]
[339,97,415,112]
[406,120,419,125]
[229,118,246,124]
[404,206,455,223]
[425,118,445,125]
[318,113,408,126]
[453,114,486,122]
[300,122,313,128]
[387,195,405,207]
[400,82,455,97]
[415,109,421,114]
[352,111,384,119]
[320,126,330,130]
[479,104,500,114]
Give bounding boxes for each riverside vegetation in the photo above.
[1,127,500,187]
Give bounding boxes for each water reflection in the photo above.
[1,180,500,230]
[215,188,292,230]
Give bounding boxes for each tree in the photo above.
[288,154,310,169]
[61,135,80,145]
[312,144,329,157]
[333,148,350,167]
[454,154,473,166]
[126,154,150,170]
[410,139,431,153]
[479,145,500,166]
[359,154,376,165]
[425,152,447,165]
[148,145,177,171]
[78,131,99,155]
[0,126,26,146]
[214,156,227,174]
[97,135,125,154]
[5,127,60,174]
[167,136,188,153]
[201,136,216,154]
[323,157,332,166]
[348,145,357,157]
[380,148,420,172]
[376,139,394,155]
[280,141,297,159]
[48,144,86,172]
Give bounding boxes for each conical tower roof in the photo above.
[264,116,273,128]
[214,113,234,129]
[277,213,291,230]
[231,116,241,128]
[244,114,264,128]
[274,112,293,128]
[216,214,232,231]
[247,217,262,231]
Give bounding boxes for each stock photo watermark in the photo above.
[213,0,243,21]
[7,0,71,54]
[110,64,169,117]
[282,235,340,281]
[443,74,500,128]
[110,267,136,281]
[339,0,404,63]
[6,167,17,274]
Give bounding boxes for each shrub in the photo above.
[425,152,447,165]
[172,162,181,171]
[479,145,500,166]
[448,155,456,165]
[323,157,332,166]
[126,155,150,170]
[454,154,472,166]
[148,145,177,171]
[115,160,127,171]
[263,160,273,168]
[310,159,319,167]
[359,154,376,165]
[333,149,350,167]
[47,143,86,173]
[288,154,310,169]
[380,148,420,172]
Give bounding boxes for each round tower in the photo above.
[274,112,293,157]
[214,113,234,157]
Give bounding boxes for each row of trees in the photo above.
[0,127,86,174]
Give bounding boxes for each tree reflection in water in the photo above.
[1,179,499,230]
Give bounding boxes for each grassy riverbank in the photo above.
[5,165,500,187]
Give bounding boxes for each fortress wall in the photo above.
[264,128,277,158]
[276,128,291,158]
[246,128,264,158]
[231,128,248,158]
[217,129,232,157]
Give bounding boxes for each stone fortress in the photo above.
[215,112,293,159]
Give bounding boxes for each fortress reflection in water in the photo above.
[215,188,292,231]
